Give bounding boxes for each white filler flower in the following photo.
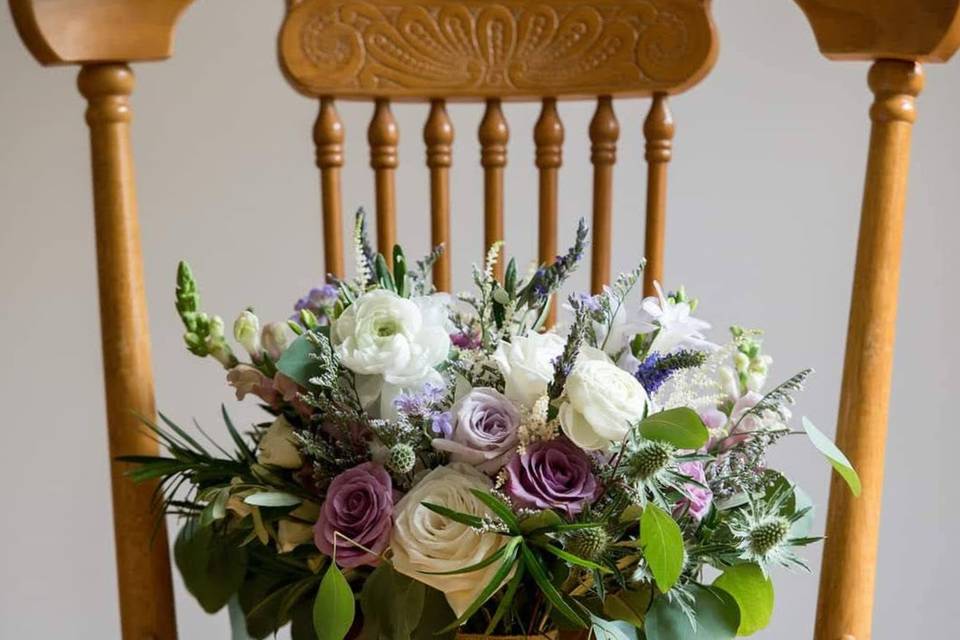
[390,463,509,616]
[559,359,649,450]
[333,290,450,385]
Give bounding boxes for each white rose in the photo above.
[333,290,450,385]
[256,416,302,468]
[492,331,565,407]
[390,464,509,616]
[559,359,649,450]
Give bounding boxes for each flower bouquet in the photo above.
[130,213,859,640]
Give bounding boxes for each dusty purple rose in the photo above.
[673,461,713,522]
[314,462,393,568]
[504,438,599,516]
[432,387,520,474]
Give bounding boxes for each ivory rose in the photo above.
[256,416,302,468]
[333,290,450,385]
[559,359,649,450]
[493,331,565,407]
[390,464,509,616]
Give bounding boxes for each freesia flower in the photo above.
[504,438,599,516]
[432,387,520,474]
[636,282,712,354]
[390,464,509,616]
[314,463,393,568]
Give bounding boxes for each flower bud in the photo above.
[261,322,289,360]
[234,310,261,358]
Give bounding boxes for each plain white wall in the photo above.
[1,1,957,638]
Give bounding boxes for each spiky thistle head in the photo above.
[386,442,416,475]
[628,440,676,480]
[727,484,816,576]
[565,526,610,561]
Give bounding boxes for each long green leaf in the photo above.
[313,564,355,640]
[519,543,587,628]
[801,417,861,496]
[484,561,525,636]
[439,537,522,633]
[421,501,485,528]
[539,542,611,573]
[640,504,685,593]
[470,489,520,532]
[222,405,255,463]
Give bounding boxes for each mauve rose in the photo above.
[673,461,713,522]
[314,462,393,568]
[432,387,520,474]
[504,438,599,516]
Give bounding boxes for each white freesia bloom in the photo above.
[559,359,649,450]
[493,331,565,407]
[637,282,712,354]
[333,290,451,385]
[390,464,509,616]
[256,416,302,469]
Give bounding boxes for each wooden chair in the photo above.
[8,1,960,638]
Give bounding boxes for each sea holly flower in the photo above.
[314,462,393,568]
[727,483,815,576]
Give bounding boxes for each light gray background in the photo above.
[1,1,957,638]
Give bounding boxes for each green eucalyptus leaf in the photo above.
[640,505,685,593]
[713,564,774,636]
[276,332,322,387]
[174,518,247,614]
[639,408,709,449]
[360,563,426,640]
[313,564,355,640]
[801,417,861,496]
[646,586,740,640]
[589,615,637,640]
[243,492,302,508]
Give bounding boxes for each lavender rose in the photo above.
[673,461,713,522]
[432,387,520,474]
[314,462,393,568]
[504,438,599,516]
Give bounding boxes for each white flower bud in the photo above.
[261,322,289,360]
[234,310,261,358]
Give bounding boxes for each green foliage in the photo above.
[640,504,685,593]
[639,408,709,450]
[603,586,652,628]
[801,417,861,496]
[313,563,355,640]
[360,563,426,640]
[243,492,302,508]
[712,564,774,636]
[412,586,457,640]
[645,586,740,640]
[174,518,247,614]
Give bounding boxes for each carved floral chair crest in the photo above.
[8,0,960,638]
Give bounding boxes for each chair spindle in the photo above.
[424,99,454,291]
[78,63,177,640]
[368,98,398,264]
[314,97,345,278]
[643,93,675,296]
[589,96,619,294]
[814,59,925,640]
[479,97,509,279]
[534,97,564,326]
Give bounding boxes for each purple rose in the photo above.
[673,461,713,522]
[432,388,520,474]
[504,438,599,516]
[314,462,393,568]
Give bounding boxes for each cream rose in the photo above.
[256,416,302,468]
[390,463,509,616]
[559,359,649,450]
[492,331,565,407]
[333,290,450,386]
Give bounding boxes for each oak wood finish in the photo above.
[814,59,923,640]
[534,98,564,326]
[314,97,346,278]
[424,99,454,291]
[279,0,717,101]
[642,93,675,296]
[78,63,178,640]
[479,98,509,279]
[589,96,619,294]
[795,0,960,62]
[10,0,193,64]
[368,98,399,263]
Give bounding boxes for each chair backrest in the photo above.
[8,2,960,640]
[278,0,717,303]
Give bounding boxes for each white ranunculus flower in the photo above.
[492,331,565,407]
[256,416,302,468]
[390,463,509,616]
[333,290,451,385]
[559,359,649,450]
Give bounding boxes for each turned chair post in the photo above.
[314,97,346,278]
[642,93,675,297]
